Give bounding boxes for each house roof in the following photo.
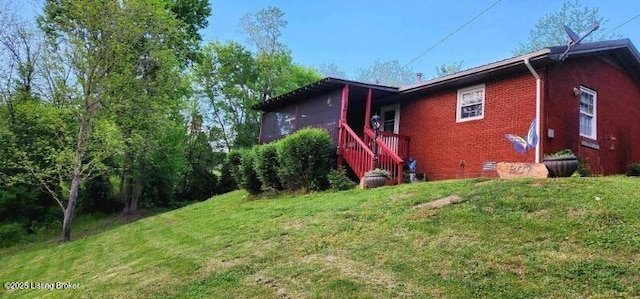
[252,77,399,111]
[398,49,551,96]
[252,39,640,111]
[547,38,640,60]
[548,39,640,82]
[400,39,640,97]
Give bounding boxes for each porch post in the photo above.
[364,88,372,130]
[258,113,265,144]
[337,84,349,168]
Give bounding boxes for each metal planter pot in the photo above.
[543,156,579,177]
[364,175,387,188]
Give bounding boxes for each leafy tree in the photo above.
[37,0,129,241]
[514,0,618,55]
[179,107,222,201]
[0,5,42,125]
[139,117,189,207]
[238,6,320,102]
[164,0,212,63]
[197,7,320,150]
[196,41,260,150]
[316,63,347,79]
[356,59,416,86]
[0,100,71,229]
[0,0,18,38]
[196,42,320,149]
[109,28,189,213]
[0,6,66,231]
[38,0,196,240]
[239,6,287,55]
[434,61,464,78]
[256,52,320,102]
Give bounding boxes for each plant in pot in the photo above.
[627,162,640,177]
[364,168,390,189]
[543,149,579,177]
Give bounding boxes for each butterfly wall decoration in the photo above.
[505,119,538,154]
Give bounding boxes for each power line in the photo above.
[607,14,640,33]
[403,0,502,68]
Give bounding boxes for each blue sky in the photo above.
[205,0,639,79]
[15,0,639,80]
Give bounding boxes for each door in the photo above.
[380,104,400,133]
[379,104,400,153]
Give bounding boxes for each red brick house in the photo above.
[253,39,640,183]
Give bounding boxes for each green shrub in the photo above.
[238,148,262,195]
[218,158,237,194]
[365,168,390,178]
[545,149,576,158]
[226,150,243,188]
[79,175,122,213]
[0,222,26,248]
[277,128,333,192]
[577,157,593,177]
[627,162,640,176]
[327,167,356,191]
[254,143,283,190]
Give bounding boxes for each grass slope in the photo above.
[1,177,639,298]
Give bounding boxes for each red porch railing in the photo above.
[364,128,405,184]
[376,130,410,160]
[340,123,373,179]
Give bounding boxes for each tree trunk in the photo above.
[61,173,80,242]
[60,109,90,242]
[120,172,130,213]
[130,161,145,212]
[120,150,131,213]
[130,177,141,212]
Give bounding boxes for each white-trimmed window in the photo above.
[579,86,597,139]
[456,84,485,122]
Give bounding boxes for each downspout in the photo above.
[524,58,541,163]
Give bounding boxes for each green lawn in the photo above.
[1,177,639,298]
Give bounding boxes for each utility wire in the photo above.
[403,0,502,68]
[607,14,640,33]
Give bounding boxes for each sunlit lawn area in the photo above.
[1,177,639,298]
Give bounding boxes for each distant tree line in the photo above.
[0,1,318,243]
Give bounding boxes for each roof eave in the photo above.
[547,38,640,61]
[400,49,551,94]
[251,77,400,111]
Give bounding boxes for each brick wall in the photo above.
[400,71,544,180]
[545,56,640,174]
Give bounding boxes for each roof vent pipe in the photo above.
[416,72,423,83]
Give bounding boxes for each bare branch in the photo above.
[17,153,66,214]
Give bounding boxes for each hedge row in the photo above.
[225,128,334,195]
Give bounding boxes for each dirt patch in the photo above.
[488,259,526,277]
[389,192,415,203]
[530,209,549,216]
[194,258,244,278]
[538,250,572,263]
[254,275,291,299]
[567,208,589,217]
[122,209,149,222]
[302,254,413,294]
[282,220,304,230]
[414,195,461,209]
